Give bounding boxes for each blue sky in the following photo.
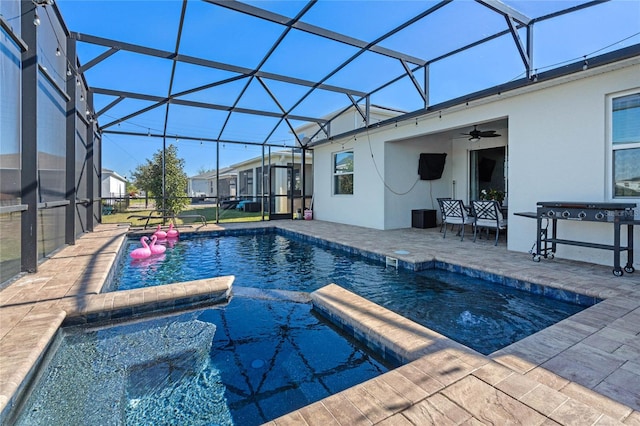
[54,0,640,179]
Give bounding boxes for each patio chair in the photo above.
[436,197,451,232]
[471,200,507,246]
[441,199,475,241]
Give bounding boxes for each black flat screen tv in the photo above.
[418,153,447,180]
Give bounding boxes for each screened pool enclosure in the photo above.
[1,0,638,283]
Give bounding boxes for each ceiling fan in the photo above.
[461,125,501,141]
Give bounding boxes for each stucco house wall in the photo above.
[233,151,313,198]
[188,178,210,196]
[505,63,639,265]
[101,169,126,198]
[188,169,237,198]
[311,58,639,266]
[296,106,403,145]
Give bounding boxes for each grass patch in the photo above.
[101,204,267,226]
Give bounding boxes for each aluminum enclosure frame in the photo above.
[69,0,616,150]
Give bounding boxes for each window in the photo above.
[239,169,253,197]
[611,93,640,198]
[333,151,354,195]
[256,166,263,195]
[291,163,302,192]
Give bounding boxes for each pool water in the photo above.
[14,290,389,426]
[112,233,587,355]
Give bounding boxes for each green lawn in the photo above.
[101,205,267,226]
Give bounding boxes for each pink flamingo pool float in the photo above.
[153,224,167,240]
[149,235,166,255]
[167,222,179,239]
[130,236,152,259]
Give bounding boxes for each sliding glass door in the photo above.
[469,146,507,202]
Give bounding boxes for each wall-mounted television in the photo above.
[418,153,447,180]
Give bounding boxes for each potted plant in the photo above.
[480,188,505,204]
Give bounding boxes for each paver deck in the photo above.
[0,220,638,424]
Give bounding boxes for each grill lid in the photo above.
[537,201,636,210]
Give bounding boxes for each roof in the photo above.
[101,168,127,182]
[229,149,312,170]
[55,0,640,148]
[189,167,237,180]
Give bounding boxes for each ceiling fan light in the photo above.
[469,136,480,142]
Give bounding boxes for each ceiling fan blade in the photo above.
[479,131,501,137]
[460,126,500,139]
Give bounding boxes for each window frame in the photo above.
[238,169,254,198]
[608,90,640,200]
[332,150,354,196]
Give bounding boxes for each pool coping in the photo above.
[311,284,481,367]
[0,223,233,425]
[127,225,602,307]
[1,221,639,424]
[270,283,635,425]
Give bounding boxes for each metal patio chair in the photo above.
[436,197,451,232]
[471,200,508,246]
[441,199,475,241]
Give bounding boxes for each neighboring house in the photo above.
[101,169,127,202]
[306,52,640,267]
[230,150,313,215]
[187,167,237,199]
[615,177,640,196]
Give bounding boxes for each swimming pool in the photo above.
[14,289,389,426]
[111,231,589,355]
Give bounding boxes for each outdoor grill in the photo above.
[536,201,636,222]
[516,201,637,276]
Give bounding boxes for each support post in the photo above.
[526,23,534,80]
[162,137,166,217]
[86,94,95,231]
[301,146,306,209]
[215,139,220,223]
[261,145,266,221]
[424,64,430,108]
[65,37,77,243]
[20,0,39,273]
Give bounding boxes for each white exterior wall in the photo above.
[101,175,126,198]
[313,111,507,230]
[328,110,361,135]
[312,59,640,266]
[189,179,211,196]
[313,139,383,228]
[297,107,402,144]
[505,64,640,266]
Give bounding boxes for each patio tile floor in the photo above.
[0,220,638,424]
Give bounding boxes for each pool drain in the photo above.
[251,359,265,369]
